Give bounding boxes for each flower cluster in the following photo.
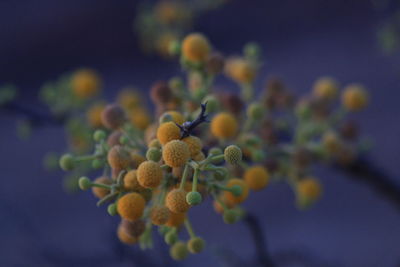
[58,32,369,260]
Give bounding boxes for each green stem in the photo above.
[184,218,196,238]
[96,192,119,207]
[192,168,199,192]
[179,164,191,190]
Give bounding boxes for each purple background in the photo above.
[1,0,400,266]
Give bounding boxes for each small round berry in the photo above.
[121,219,146,238]
[107,145,131,170]
[206,52,225,75]
[151,205,171,225]
[209,147,223,156]
[150,81,172,104]
[107,131,123,147]
[341,84,368,111]
[101,104,126,130]
[186,191,202,205]
[78,176,92,191]
[117,224,137,245]
[244,166,270,191]
[313,77,338,100]
[107,203,118,216]
[187,237,205,254]
[224,145,242,165]
[71,69,101,99]
[148,139,162,149]
[211,112,238,139]
[166,189,190,213]
[246,103,265,120]
[165,230,178,245]
[170,241,189,260]
[297,178,322,200]
[92,159,103,169]
[86,103,105,127]
[182,136,202,157]
[129,108,150,130]
[322,131,342,154]
[224,178,249,205]
[182,33,210,63]
[146,147,162,162]
[219,92,244,115]
[223,209,238,224]
[116,89,141,110]
[123,170,145,192]
[137,161,163,189]
[162,140,190,168]
[165,111,185,125]
[157,122,181,145]
[192,151,205,161]
[93,130,106,142]
[117,192,146,221]
[225,58,256,84]
[165,211,186,227]
[59,154,74,171]
[92,176,112,198]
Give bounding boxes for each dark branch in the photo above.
[177,102,209,139]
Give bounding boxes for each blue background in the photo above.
[1,0,400,266]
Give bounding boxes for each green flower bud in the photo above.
[93,130,106,142]
[186,191,202,205]
[230,185,243,197]
[213,168,228,181]
[146,147,162,162]
[107,203,117,216]
[59,154,75,171]
[244,42,261,59]
[251,150,265,162]
[202,95,219,113]
[78,176,92,191]
[165,231,178,245]
[119,135,129,145]
[187,237,205,254]
[224,145,242,165]
[92,159,103,169]
[246,103,264,120]
[169,40,181,56]
[223,209,238,224]
[170,241,189,260]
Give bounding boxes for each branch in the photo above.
[334,157,400,210]
[243,213,275,267]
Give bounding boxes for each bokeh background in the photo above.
[1,0,400,266]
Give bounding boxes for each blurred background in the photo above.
[1,0,400,266]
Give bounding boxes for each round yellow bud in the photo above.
[342,84,368,111]
[225,58,256,84]
[71,69,101,99]
[182,136,202,157]
[151,205,171,225]
[117,192,145,221]
[211,112,238,139]
[156,121,181,145]
[297,178,322,206]
[244,166,270,191]
[182,33,211,63]
[162,140,190,168]
[165,111,185,125]
[123,170,145,192]
[312,77,338,100]
[166,189,190,213]
[137,161,163,189]
[86,103,105,128]
[129,108,151,130]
